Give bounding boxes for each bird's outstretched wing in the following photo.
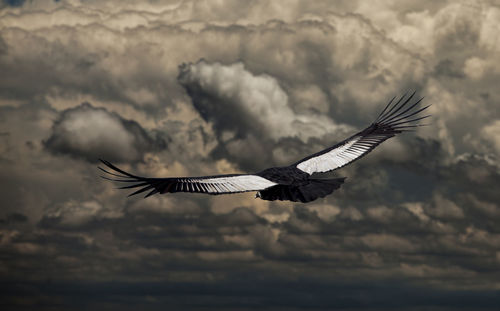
[99,160,277,198]
[295,92,430,175]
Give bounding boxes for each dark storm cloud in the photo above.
[0,212,28,225]
[2,0,25,7]
[1,0,500,310]
[2,279,500,311]
[0,35,7,55]
[44,102,166,163]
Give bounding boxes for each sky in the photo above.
[1,0,500,310]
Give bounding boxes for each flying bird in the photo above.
[100,92,430,203]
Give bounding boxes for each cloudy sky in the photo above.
[1,0,500,309]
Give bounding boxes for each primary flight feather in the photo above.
[100,92,430,203]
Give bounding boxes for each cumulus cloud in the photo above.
[178,60,349,142]
[44,102,166,162]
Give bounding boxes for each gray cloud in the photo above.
[41,199,123,228]
[179,60,349,142]
[44,102,166,163]
[1,0,500,310]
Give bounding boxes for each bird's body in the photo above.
[254,166,344,202]
[257,166,309,186]
[100,92,430,203]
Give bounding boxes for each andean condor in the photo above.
[100,92,430,203]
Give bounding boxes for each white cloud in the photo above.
[179,60,350,142]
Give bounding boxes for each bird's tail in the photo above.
[258,177,346,203]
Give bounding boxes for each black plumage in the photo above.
[257,177,346,203]
[99,92,430,203]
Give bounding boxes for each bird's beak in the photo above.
[255,192,261,199]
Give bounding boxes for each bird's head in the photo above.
[255,191,261,199]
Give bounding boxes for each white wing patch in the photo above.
[293,93,430,176]
[189,175,277,193]
[296,135,388,174]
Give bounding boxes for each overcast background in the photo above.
[1,0,500,310]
